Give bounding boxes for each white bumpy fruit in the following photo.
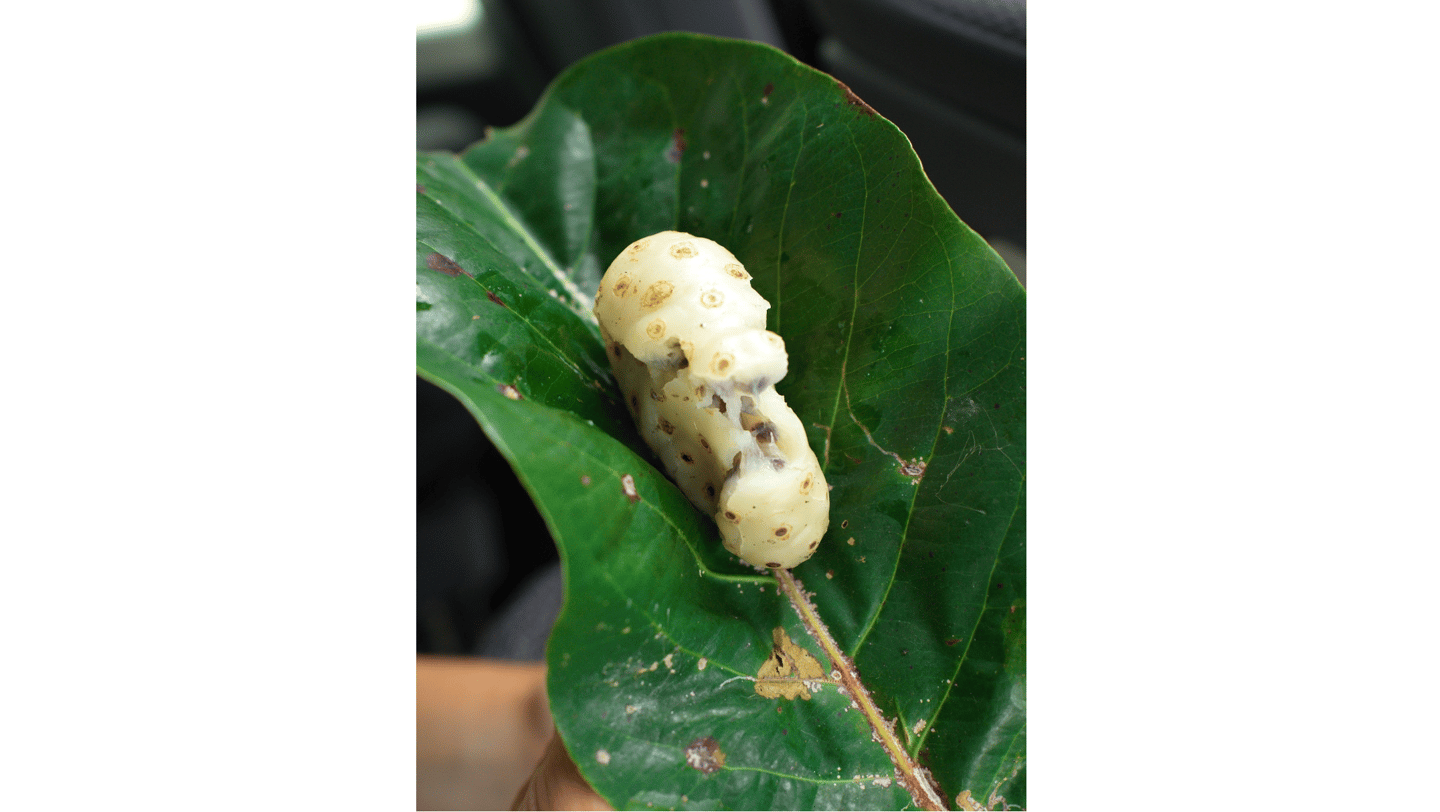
[593,231,830,569]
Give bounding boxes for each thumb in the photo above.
[511,726,613,811]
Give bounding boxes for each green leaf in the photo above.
[417,32,1025,810]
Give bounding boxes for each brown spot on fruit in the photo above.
[699,436,710,450]
[704,483,716,501]
[646,319,665,340]
[766,562,781,568]
[612,274,634,296]
[712,354,734,374]
[641,280,674,308]
[630,393,639,412]
[425,252,469,278]
[724,263,751,280]
[628,238,650,257]
[700,289,724,308]
[650,388,665,402]
[800,473,813,494]
[723,510,739,523]
[774,525,790,538]
[681,453,695,464]
[808,540,818,550]
[659,417,675,435]
[683,736,725,775]
[710,394,727,414]
[669,240,697,259]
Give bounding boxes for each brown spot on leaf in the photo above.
[425,252,469,278]
[754,627,825,700]
[667,128,687,163]
[836,79,876,117]
[486,290,506,308]
[763,82,774,102]
[415,184,426,194]
[497,384,522,401]
[684,736,725,775]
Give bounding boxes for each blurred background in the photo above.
[417,0,1026,663]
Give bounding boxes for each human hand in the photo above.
[511,725,612,811]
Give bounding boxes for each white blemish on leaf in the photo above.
[698,657,708,671]
[595,749,610,765]
[912,719,927,735]
[625,705,638,715]
[663,653,675,669]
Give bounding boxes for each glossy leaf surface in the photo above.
[416,33,1025,810]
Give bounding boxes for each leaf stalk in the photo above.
[774,568,947,810]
